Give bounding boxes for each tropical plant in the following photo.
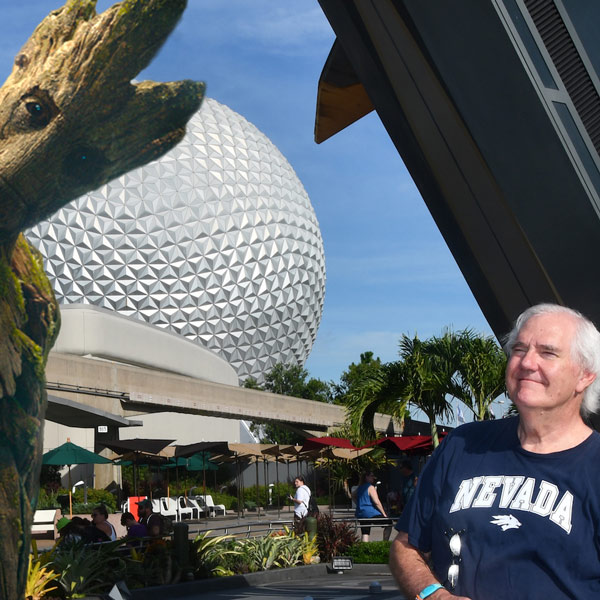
[344,360,408,442]
[193,531,238,577]
[453,329,506,421]
[295,513,357,562]
[401,333,458,447]
[299,531,320,565]
[25,555,60,600]
[266,530,304,568]
[50,539,127,598]
[236,535,289,572]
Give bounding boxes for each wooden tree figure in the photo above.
[0,1,204,597]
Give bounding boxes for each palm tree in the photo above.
[401,334,457,448]
[453,330,506,421]
[344,360,408,443]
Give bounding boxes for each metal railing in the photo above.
[179,512,396,540]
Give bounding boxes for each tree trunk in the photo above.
[0,1,203,598]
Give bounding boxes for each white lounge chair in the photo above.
[202,495,226,517]
[159,496,179,521]
[176,496,194,520]
[184,496,207,519]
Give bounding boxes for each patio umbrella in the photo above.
[42,439,113,517]
[262,445,291,519]
[229,443,276,517]
[162,452,219,504]
[100,438,175,495]
[364,434,448,455]
[301,436,358,452]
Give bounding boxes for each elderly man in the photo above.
[389,303,600,600]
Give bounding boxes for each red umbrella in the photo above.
[363,433,448,454]
[301,436,358,452]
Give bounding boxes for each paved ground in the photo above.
[128,565,404,600]
[177,574,402,600]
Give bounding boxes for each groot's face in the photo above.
[0,0,204,243]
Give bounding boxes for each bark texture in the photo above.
[0,1,204,598]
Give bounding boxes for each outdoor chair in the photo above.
[159,496,179,521]
[176,496,195,520]
[31,509,59,540]
[184,496,207,519]
[202,494,226,517]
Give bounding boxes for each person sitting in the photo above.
[120,511,147,539]
[352,471,388,542]
[56,516,85,545]
[136,498,161,537]
[90,504,117,541]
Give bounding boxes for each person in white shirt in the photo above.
[289,475,311,520]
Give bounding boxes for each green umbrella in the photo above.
[186,453,218,472]
[42,439,113,516]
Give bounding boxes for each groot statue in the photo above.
[0,1,204,597]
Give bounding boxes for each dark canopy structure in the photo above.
[316,0,600,340]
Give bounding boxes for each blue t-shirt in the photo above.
[396,417,600,599]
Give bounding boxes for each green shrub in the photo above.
[73,488,116,511]
[346,540,391,564]
[36,488,61,510]
[209,491,236,510]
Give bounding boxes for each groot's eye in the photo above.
[23,96,52,128]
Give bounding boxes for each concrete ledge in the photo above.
[129,563,391,599]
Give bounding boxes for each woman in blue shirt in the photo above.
[353,471,387,541]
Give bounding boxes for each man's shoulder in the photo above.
[437,417,518,457]
[451,416,516,440]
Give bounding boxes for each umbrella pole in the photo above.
[328,459,332,517]
[68,465,73,518]
[263,458,268,514]
[287,460,291,513]
[133,458,138,496]
[255,459,260,517]
[235,456,241,520]
[276,459,280,520]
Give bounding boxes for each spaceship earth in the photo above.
[26,97,326,382]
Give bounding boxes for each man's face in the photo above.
[294,479,302,488]
[505,313,595,413]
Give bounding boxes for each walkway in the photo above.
[128,565,403,600]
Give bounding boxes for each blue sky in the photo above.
[1,1,496,413]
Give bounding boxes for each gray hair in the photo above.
[504,303,600,416]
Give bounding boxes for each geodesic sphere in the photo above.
[26,97,326,382]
